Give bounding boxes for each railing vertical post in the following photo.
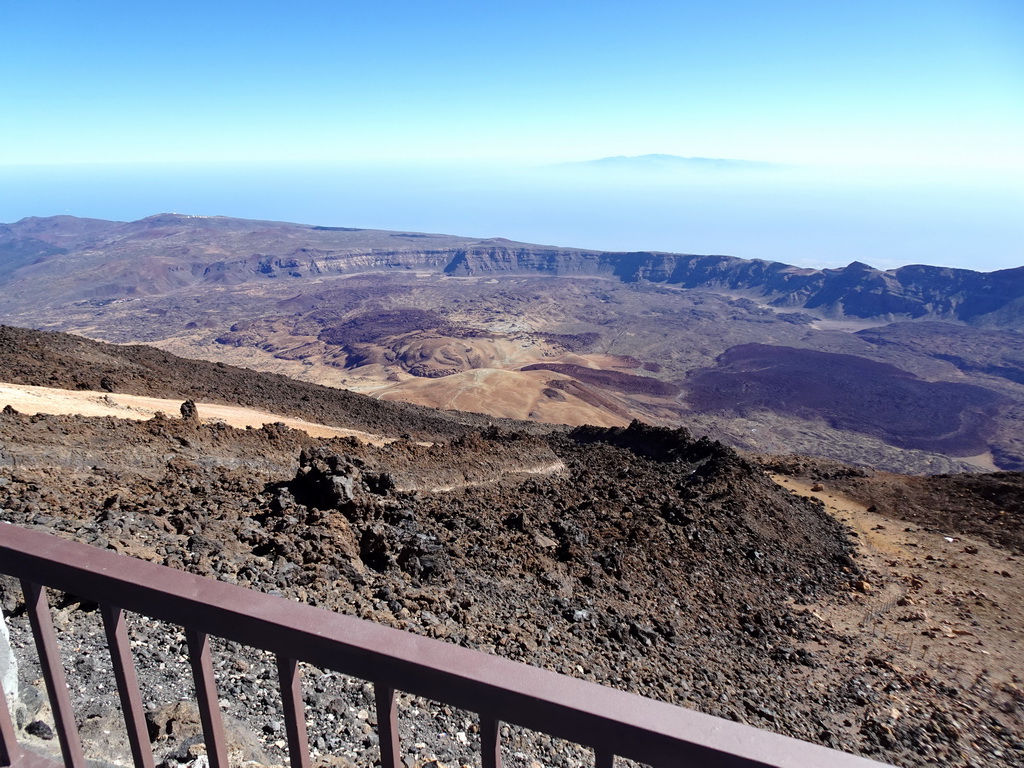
[480,716,502,768]
[374,683,401,768]
[594,748,614,768]
[100,604,155,768]
[0,679,22,767]
[275,655,310,768]
[185,629,229,768]
[21,580,86,768]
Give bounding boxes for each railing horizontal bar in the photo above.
[374,683,400,768]
[0,677,22,766]
[99,604,155,768]
[275,656,310,768]
[186,630,229,768]
[0,524,894,768]
[20,580,86,768]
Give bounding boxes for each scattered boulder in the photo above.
[289,446,395,510]
[25,720,53,740]
[180,400,200,422]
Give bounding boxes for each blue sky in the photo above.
[1,0,1022,269]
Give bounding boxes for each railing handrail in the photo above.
[0,523,893,768]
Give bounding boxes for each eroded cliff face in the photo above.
[202,247,461,281]
[447,247,1024,325]
[443,246,615,277]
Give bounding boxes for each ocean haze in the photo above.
[1,159,1020,272]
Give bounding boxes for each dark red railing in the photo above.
[0,523,893,768]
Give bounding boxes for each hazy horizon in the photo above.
[2,1,1021,273]
[2,157,1021,273]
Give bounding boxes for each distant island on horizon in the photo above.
[558,153,787,171]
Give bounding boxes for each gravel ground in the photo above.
[1,413,1022,767]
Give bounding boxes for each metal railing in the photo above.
[0,523,893,768]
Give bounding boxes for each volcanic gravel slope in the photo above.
[1,405,1022,767]
[759,453,1024,554]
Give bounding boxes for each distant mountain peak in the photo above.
[143,212,217,220]
[564,154,783,171]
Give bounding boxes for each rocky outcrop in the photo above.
[179,399,199,422]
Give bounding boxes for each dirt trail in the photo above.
[774,476,907,623]
[773,475,1024,691]
[0,382,394,444]
[408,459,567,493]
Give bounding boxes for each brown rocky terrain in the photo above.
[0,338,1021,767]
[0,325,539,441]
[2,215,1024,474]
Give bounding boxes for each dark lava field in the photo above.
[1,330,1022,768]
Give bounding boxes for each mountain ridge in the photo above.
[2,213,1021,327]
